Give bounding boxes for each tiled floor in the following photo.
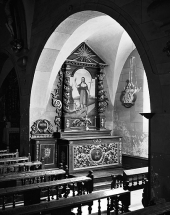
[72,189,143,214]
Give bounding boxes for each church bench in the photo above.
[0,176,92,209]
[0,150,8,155]
[0,152,40,174]
[0,188,130,215]
[123,167,148,191]
[0,161,42,174]
[0,157,29,165]
[110,167,148,191]
[0,168,66,188]
[0,149,19,159]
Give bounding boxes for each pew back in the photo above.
[0,168,65,188]
[0,175,92,209]
[0,188,130,215]
[123,167,148,191]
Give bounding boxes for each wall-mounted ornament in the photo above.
[30,119,54,138]
[120,56,141,108]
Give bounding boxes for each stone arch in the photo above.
[30,1,162,129]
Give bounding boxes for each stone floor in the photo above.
[72,189,143,214]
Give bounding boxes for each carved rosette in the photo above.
[63,65,72,113]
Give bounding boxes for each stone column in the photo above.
[20,94,30,156]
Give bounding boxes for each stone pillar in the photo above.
[20,94,30,156]
[15,49,30,156]
[150,113,170,203]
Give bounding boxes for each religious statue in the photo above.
[74,77,89,111]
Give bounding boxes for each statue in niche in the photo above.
[74,77,89,112]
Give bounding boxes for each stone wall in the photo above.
[113,49,149,158]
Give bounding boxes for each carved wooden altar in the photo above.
[51,42,123,173]
[57,135,122,174]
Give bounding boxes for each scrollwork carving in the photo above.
[73,142,119,169]
[72,117,92,127]
[54,117,61,131]
[51,70,63,130]
[30,119,54,138]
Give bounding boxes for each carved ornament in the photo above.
[30,119,54,138]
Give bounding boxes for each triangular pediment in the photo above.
[66,42,107,67]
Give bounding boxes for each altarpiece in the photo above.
[30,42,122,173]
[52,42,122,174]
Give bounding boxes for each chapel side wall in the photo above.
[113,49,148,158]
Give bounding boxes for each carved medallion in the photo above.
[90,147,103,163]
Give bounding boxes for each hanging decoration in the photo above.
[120,56,141,108]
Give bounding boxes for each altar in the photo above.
[31,42,123,173]
[57,133,122,174]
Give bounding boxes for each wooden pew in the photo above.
[110,167,148,193]
[0,149,19,159]
[0,188,130,215]
[0,161,42,174]
[0,176,92,208]
[123,167,148,191]
[0,150,8,154]
[0,151,42,174]
[0,157,29,165]
[0,168,66,188]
